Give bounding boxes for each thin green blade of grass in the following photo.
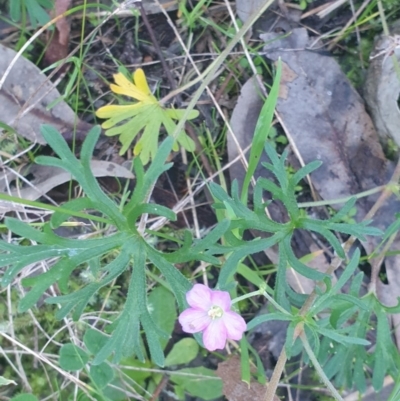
[241,59,282,205]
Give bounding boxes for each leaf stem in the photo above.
[297,185,386,208]
[0,193,112,225]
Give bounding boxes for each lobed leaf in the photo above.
[96,69,197,163]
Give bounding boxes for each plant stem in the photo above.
[232,289,291,316]
[265,346,287,401]
[297,185,385,208]
[377,0,389,36]
[231,289,263,304]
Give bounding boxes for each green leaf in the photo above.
[10,0,51,27]
[148,286,177,351]
[121,357,153,384]
[18,235,127,312]
[382,215,400,241]
[241,60,281,204]
[246,312,292,331]
[165,338,199,366]
[27,0,51,27]
[83,329,109,355]
[170,367,223,400]
[59,344,89,371]
[328,198,357,223]
[50,197,95,228]
[329,302,358,328]
[275,242,290,310]
[291,160,322,186]
[317,327,370,346]
[90,362,114,389]
[96,69,197,163]
[353,355,367,393]
[372,302,400,390]
[10,0,21,21]
[123,137,174,213]
[38,125,125,227]
[240,337,251,386]
[141,311,166,367]
[46,245,130,320]
[247,342,267,385]
[147,247,191,310]
[217,233,284,288]
[283,237,326,280]
[93,242,147,365]
[311,250,361,314]
[165,220,229,264]
[285,320,298,359]
[330,249,360,293]
[237,262,265,288]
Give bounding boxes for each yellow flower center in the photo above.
[208,305,224,319]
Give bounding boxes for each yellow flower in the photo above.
[96,69,198,165]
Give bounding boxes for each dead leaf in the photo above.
[0,161,134,214]
[44,0,71,68]
[235,0,266,22]
[55,0,71,46]
[44,30,69,68]
[261,28,388,207]
[364,22,400,148]
[216,355,279,401]
[0,44,92,144]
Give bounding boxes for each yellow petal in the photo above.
[133,68,152,96]
[112,73,148,101]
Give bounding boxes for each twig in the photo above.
[149,374,169,401]
[327,0,372,51]
[139,3,181,103]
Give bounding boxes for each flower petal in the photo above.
[179,308,210,333]
[210,290,231,312]
[202,319,227,351]
[186,284,213,310]
[222,311,247,341]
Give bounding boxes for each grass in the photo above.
[1,0,400,400]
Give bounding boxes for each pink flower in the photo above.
[178,284,247,351]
